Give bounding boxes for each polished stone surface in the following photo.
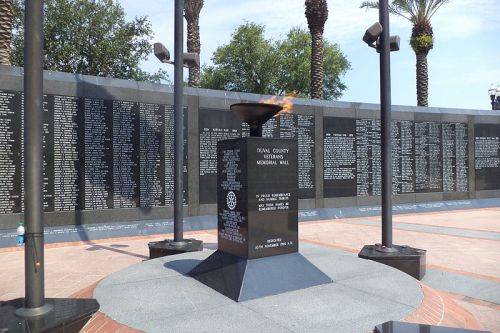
[0,298,99,333]
[217,137,298,259]
[189,250,331,301]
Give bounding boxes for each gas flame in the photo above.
[259,94,295,117]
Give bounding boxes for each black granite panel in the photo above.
[0,90,22,213]
[323,117,357,197]
[415,121,443,193]
[217,137,298,259]
[139,102,165,207]
[294,114,315,198]
[42,94,55,211]
[442,123,468,192]
[247,138,298,258]
[200,109,243,204]
[163,106,188,205]
[392,120,415,194]
[84,97,113,210]
[53,95,85,211]
[356,118,381,196]
[475,123,500,190]
[217,138,248,258]
[112,100,140,208]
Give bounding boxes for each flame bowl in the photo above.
[230,102,283,127]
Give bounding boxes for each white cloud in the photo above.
[432,0,500,40]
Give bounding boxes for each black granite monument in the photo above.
[189,103,331,302]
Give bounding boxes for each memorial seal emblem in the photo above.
[226,191,236,210]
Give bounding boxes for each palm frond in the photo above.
[360,1,379,9]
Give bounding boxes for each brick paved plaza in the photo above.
[1,208,499,332]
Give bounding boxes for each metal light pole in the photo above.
[147,0,203,258]
[359,0,426,280]
[173,0,184,243]
[16,0,53,317]
[379,0,394,251]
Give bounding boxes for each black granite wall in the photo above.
[0,65,499,229]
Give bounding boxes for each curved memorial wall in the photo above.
[0,66,499,229]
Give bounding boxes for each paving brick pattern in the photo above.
[1,210,499,332]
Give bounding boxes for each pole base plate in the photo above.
[148,238,203,259]
[1,298,99,333]
[359,244,426,280]
[15,303,53,318]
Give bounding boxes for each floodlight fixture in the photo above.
[363,22,383,46]
[183,52,200,68]
[489,84,500,110]
[154,42,200,68]
[154,42,171,63]
[376,35,401,52]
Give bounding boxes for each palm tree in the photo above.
[305,0,328,99]
[0,0,14,65]
[184,0,203,87]
[361,0,451,107]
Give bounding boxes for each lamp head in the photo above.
[183,52,200,68]
[488,84,496,99]
[154,42,171,63]
[376,35,401,52]
[363,22,383,46]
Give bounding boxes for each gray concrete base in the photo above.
[94,242,424,333]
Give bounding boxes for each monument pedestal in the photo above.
[189,137,331,301]
[358,245,426,280]
[190,250,331,302]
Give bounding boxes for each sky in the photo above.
[119,0,500,110]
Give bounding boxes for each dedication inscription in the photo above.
[475,124,500,191]
[217,137,298,259]
[323,117,356,197]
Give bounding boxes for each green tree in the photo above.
[201,23,280,95]
[201,23,350,99]
[184,0,203,87]
[11,0,167,82]
[361,0,451,106]
[305,0,328,99]
[0,0,14,65]
[277,27,350,100]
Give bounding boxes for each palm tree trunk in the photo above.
[416,52,428,107]
[187,20,200,87]
[311,30,324,99]
[0,0,14,65]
